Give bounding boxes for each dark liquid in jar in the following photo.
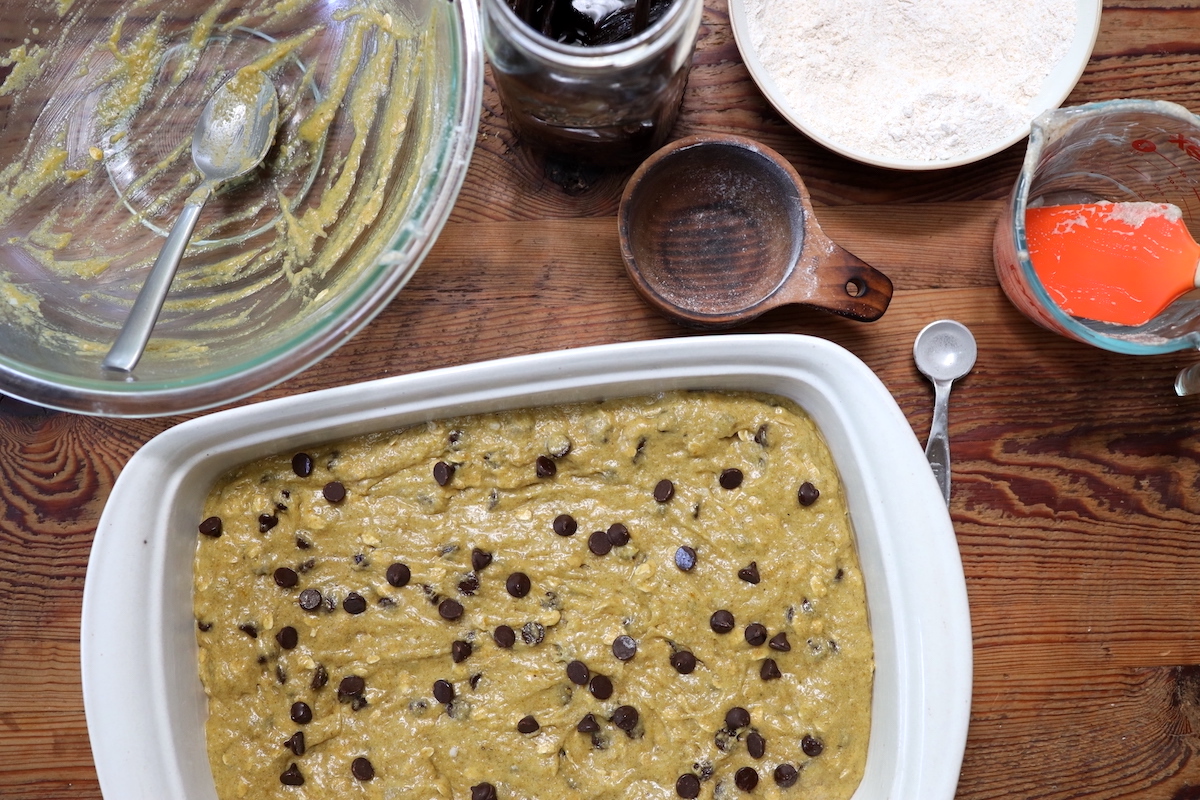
[495,0,691,166]
[511,0,675,45]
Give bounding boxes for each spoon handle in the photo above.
[924,377,953,505]
[103,188,210,373]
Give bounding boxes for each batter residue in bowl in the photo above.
[194,391,873,799]
[0,0,433,358]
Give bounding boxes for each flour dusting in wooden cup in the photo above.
[619,134,893,328]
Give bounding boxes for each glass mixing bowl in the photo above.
[0,0,482,417]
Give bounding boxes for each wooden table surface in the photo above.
[5,1,1200,797]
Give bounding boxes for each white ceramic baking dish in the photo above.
[82,334,971,800]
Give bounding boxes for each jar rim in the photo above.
[483,0,703,69]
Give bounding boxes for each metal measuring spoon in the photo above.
[913,319,977,505]
[104,70,280,373]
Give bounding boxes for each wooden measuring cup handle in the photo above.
[808,237,894,321]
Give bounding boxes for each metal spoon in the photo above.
[914,319,977,505]
[103,70,280,373]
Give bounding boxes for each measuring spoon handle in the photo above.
[925,377,953,505]
[104,188,210,373]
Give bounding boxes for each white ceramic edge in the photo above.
[82,334,972,800]
[728,0,1102,170]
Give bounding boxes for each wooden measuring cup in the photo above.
[618,134,893,328]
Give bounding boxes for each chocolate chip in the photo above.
[654,479,675,502]
[273,567,299,588]
[439,598,464,620]
[433,461,455,486]
[386,562,411,587]
[521,621,545,645]
[567,660,590,685]
[280,763,304,786]
[589,674,613,700]
[774,763,799,787]
[506,572,531,598]
[433,679,454,704]
[472,548,493,571]
[553,513,577,536]
[343,592,367,614]
[322,481,346,503]
[769,632,791,651]
[675,546,697,571]
[577,713,600,732]
[258,513,278,533]
[536,455,557,478]
[299,588,322,611]
[517,714,540,733]
[670,650,697,674]
[296,536,311,550]
[798,481,820,506]
[288,452,313,477]
[735,766,759,791]
[471,782,497,800]
[469,672,482,690]
[290,702,312,724]
[284,731,305,756]
[612,634,637,661]
[611,705,639,731]
[744,623,768,647]
[276,665,287,687]
[719,468,743,489]
[238,623,258,638]
[276,626,299,650]
[588,530,612,555]
[311,664,328,690]
[606,523,630,547]
[452,640,473,663]
[725,706,750,729]
[197,620,212,632]
[738,561,761,584]
[494,624,516,648]
[459,573,480,595]
[801,734,823,757]
[710,609,735,633]
[747,730,766,758]
[676,773,701,798]
[338,675,366,699]
[198,516,222,537]
[351,757,374,781]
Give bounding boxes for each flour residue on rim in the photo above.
[744,0,1078,163]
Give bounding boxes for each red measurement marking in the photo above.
[1168,133,1200,161]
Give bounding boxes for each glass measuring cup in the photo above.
[993,100,1200,393]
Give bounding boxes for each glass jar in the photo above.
[481,0,703,167]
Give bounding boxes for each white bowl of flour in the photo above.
[730,0,1101,170]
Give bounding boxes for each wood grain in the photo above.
[7,0,1200,798]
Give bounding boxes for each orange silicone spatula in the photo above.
[1025,202,1200,327]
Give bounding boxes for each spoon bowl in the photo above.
[619,134,893,328]
[914,319,977,505]
[103,69,280,374]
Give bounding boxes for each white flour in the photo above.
[745,0,1077,163]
